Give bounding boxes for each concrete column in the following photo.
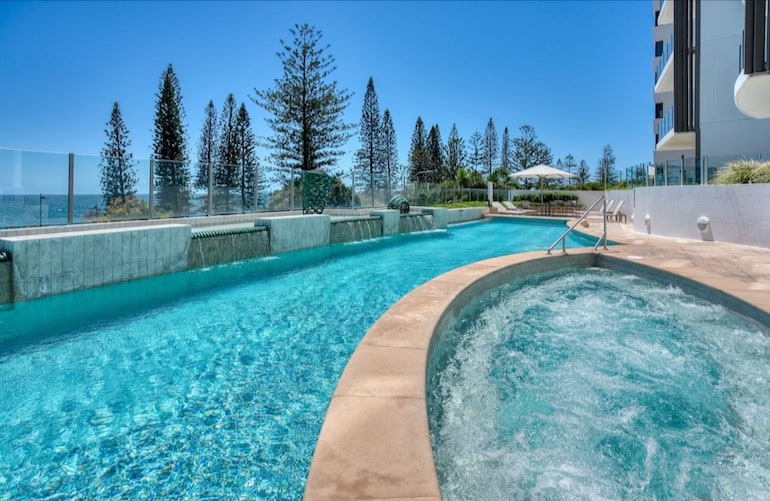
[370,210,400,236]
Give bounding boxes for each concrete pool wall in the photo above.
[0,207,473,304]
[303,240,770,500]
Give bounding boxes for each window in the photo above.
[655,40,663,57]
[655,103,663,119]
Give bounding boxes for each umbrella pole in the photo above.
[540,178,544,213]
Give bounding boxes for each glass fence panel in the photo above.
[72,153,102,224]
[151,159,195,219]
[0,149,70,228]
[683,157,700,185]
[665,163,681,185]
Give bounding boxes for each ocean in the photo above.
[0,194,164,229]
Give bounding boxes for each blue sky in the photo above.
[0,0,652,192]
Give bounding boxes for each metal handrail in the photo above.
[547,196,608,255]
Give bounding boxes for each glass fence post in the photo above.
[149,158,155,219]
[253,168,259,213]
[207,162,214,216]
[68,153,74,225]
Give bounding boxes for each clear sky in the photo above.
[0,0,652,190]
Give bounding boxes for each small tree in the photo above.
[357,77,381,206]
[235,102,259,210]
[427,124,443,183]
[511,125,552,186]
[468,131,483,174]
[482,118,498,179]
[577,160,591,187]
[380,109,399,196]
[500,126,512,172]
[445,123,466,182]
[195,100,218,191]
[596,144,617,186]
[409,116,429,181]
[216,93,239,212]
[99,102,138,209]
[563,153,577,187]
[152,63,191,216]
[254,23,354,173]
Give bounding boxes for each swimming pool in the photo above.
[0,218,595,499]
[427,267,770,499]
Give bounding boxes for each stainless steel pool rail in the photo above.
[547,195,608,255]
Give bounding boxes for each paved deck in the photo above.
[304,216,770,501]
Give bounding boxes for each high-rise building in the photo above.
[653,0,770,177]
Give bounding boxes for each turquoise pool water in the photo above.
[428,268,770,499]
[0,218,595,499]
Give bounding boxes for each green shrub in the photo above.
[714,159,770,184]
[514,192,578,204]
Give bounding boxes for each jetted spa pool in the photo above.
[427,267,770,499]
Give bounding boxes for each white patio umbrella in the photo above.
[510,164,577,206]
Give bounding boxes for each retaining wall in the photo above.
[629,185,770,248]
[446,207,487,224]
[0,207,485,305]
[0,224,190,302]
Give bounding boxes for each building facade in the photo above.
[653,0,770,180]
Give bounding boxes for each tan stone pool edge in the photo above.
[304,225,770,500]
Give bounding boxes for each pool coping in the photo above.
[303,226,770,500]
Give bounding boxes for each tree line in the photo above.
[99,64,260,218]
[98,22,623,219]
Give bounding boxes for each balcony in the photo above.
[658,0,673,25]
[656,107,696,151]
[654,32,674,93]
[734,71,770,118]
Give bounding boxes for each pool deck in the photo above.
[303,215,770,501]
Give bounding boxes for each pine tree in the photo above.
[216,93,239,212]
[152,63,191,216]
[577,160,590,187]
[235,103,259,209]
[500,127,512,172]
[409,116,429,181]
[597,144,617,185]
[483,118,498,179]
[445,123,466,182]
[511,125,552,173]
[253,23,353,172]
[468,131,483,174]
[196,100,218,190]
[380,109,399,196]
[357,77,381,206]
[427,124,443,183]
[564,153,577,187]
[99,102,138,209]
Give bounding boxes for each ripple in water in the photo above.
[428,268,770,500]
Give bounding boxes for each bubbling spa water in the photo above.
[427,268,770,499]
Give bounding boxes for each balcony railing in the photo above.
[655,32,674,85]
[658,0,673,25]
[658,106,674,140]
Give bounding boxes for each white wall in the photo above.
[699,1,770,157]
[631,185,770,248]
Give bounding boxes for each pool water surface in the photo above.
[0,218,595,499]
[428,267,770,499]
